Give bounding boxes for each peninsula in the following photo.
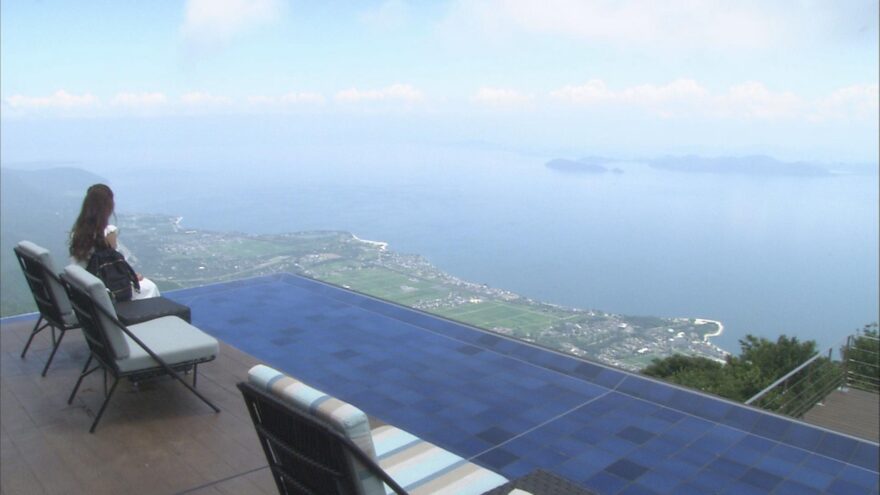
[116,214,729,371]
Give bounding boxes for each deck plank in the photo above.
[803,387,880,442]
[0,317,272,495]
[0,424,47,495]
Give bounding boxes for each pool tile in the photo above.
[584,471,629,494]
[617,426,656,445]
[838,464,880,489]
[782,422,824,451]
[720,480,768,495]
[620,483,662,495]
[474,447,519,470]
[802,452,847,475]
[792,465,836,491]
[818,433,859,463]
[754,454,798,478]
[827,477,873,495]
[166,274,879,495]
[689,467,736,492]
[637,470,684,493]
[706,456,750,478]
[674,482,713,495]
[774,479,822,495]
[850,442,880,471]
[605,459,649,481]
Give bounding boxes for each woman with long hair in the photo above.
[70,183,160,299]
[69,184,115,261]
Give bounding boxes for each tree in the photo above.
[642,334,820,403]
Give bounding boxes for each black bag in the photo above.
[86,247,140,302]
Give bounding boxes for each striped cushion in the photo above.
[247,365,507,495]
[247,365,384,495]
[372,425,508,495]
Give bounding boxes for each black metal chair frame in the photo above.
[62,273,220,433]
[238,381,409,495]
[14,245,82,376]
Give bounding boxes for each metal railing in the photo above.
[843,333,879,392]
[745,348,843,418]
[746,330,879,418]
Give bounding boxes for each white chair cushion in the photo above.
[117,316,219,372]
[63,264,129,358]
[17,241,75,319]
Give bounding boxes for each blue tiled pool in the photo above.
[170,274,879,495]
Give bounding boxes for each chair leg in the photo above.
[20,316,47,358]
[68,355,94,405]
[89,377,120,433]
[168,367,219,413]
[40,328,66,377]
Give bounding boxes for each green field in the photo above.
[436,301,563,335]
[208,239,295,257]
[311,264,566,336]
[311,265,451,303]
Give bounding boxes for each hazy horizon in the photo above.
[2,1,878,353]
[3,150,877,356]
[2,1,878,163]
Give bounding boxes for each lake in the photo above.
[95,146,879,354]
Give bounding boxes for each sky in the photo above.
[1,0,878,163]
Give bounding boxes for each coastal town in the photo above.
[118,213,729,371]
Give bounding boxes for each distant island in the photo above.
[649,155,832,176]
[546,157,619,174]
[545,154,849,177]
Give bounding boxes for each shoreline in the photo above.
[695,318,725,342]
[351,233,388,251]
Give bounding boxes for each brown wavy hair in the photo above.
[69,184,115,261]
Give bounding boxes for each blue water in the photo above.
[97,147,878,354]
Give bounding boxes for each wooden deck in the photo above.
[802,387,880,443]
[4,312,877,494]
[0,316,277,495]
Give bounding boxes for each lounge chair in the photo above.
[14,241,82,376]
[239,364,508,495]
[61,265,220,432]
[14,241,193,376]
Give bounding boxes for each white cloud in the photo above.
[472,87,533,106]
[812,84,879,121]
[4,90,99,110]
[548,79,879,122]
[334,84,423,103]
[180,92,233,106]
[550,79,708,115]
[359,0,410,30]
[246,92,326,106]
[442,0,778,51]
[245,95,275,105]
[111,92,168,108]
[3,82,874,124]
[717,82,803,119]
[549,80,614,105]
[181,0,284,46]
[620,79,710,105]
[550,79,811,120]
[280,92,325,104]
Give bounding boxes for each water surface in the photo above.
[98,147,879,353]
